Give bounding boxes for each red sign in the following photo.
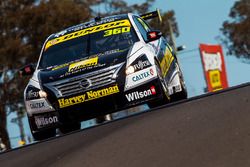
[199,44,229,92]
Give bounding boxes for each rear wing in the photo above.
[140,9,162,23]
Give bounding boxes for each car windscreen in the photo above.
[39,19,138,69]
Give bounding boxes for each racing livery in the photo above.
[21,10,187,140]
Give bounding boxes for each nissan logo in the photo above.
[79,78,91,89]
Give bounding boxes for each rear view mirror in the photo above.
[147,30,162,42]
[19,64,35,76]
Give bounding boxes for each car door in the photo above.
[133,16,175,82]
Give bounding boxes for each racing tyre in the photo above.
[170,69,187,102]
[170,85,187,102]
[31,129,56,141]
[96,114,113,124]
[28,116,56,141]
[59,122,81,134]
[148,61,169,108]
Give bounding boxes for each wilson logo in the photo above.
[125,86,156,102]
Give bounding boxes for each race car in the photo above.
[21,10,187,140]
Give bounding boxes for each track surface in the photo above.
[1,83,250,167]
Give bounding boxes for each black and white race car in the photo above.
[21,10,187,140]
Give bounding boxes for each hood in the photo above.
[39,48,129,83]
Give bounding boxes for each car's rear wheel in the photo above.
[170,83,187,101]
[148,61,170,108]
[170,69,187,102]
[59,122,81,134]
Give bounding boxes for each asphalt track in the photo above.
[1,83,250,167]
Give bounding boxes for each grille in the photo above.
[45,63,123,98]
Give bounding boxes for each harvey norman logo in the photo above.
[125,86,156,102]
[58,85,119,108]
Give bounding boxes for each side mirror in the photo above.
[19,64,35,76]
[147,30,162,42]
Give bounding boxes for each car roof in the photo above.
[48,13,133,40]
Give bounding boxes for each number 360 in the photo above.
[104,27,130,37]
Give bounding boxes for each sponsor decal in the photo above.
[125,67,157,91]
[96,49,121,57]
[80,18,117,30]
[52,63,69,71]
[125,86,156,102]
[58,63,105,78]
[30,102,45,109]
[35,115,58,128]
[68,57,98,72]
[58,85,119,108]
[132,68,154,82]
[58,94,86,108]
[160,47,174,77]
[26,98,54,113]
[26,90,39,100]
[133,60,151,71]
[104,27,131,37]
[54,30,67,37]
[45,19,131,50]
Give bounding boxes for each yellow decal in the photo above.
[58,94,86,108]
[167,44,173,52]
[209,70,223,91]
[68,57,98,72]
[86,85,119,100]
[141,13,153,19]
[138,18,150,31]
[58,85,119,108]
[160,47,174,76]
[52,63,69,71]
[45,19,131,50]
[104,27,131,37]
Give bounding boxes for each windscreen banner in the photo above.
[199,44,229,92]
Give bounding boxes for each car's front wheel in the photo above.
[59,122,81,134]
[31,129,56,141]
[28,116,56,141]
[148,62,170,108]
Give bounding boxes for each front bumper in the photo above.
[29,77,164,131]
[27,64,166,131]
[57,78,164,121]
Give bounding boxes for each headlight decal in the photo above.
[133,57,151,71]
[126,54,151,74]
[125,67,157,90]
[26,86,41,100]
[25,98,54,113]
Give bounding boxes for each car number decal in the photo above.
[104,27,131,37]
